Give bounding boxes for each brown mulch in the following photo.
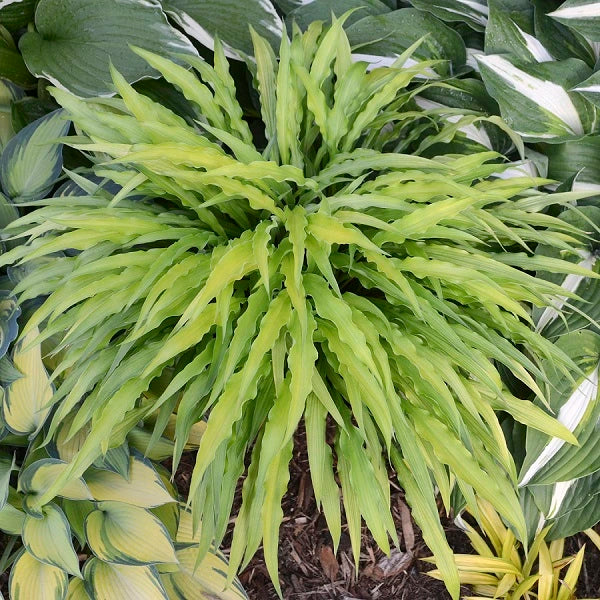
[172,428,600,600]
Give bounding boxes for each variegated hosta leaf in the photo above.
[4,21,597,600]
[573,69,600,107]
[534,206,600,339]
[83,558,168,600]
[0,452,14,509]
[162,0,283,58]
[67,577,91,600]
[549,0,600,41]
[346,8,466,75]
[23,502,80,576]
[285,0,390,30]
[520,330,600,487]
[2,327,52,437]
[165,546,249,600]
[477,53,597,142]
[0,290,19,360]
[84,454,174,508]
[529,471,600,539]
[19,459,92,517]
[542,136,600,187]
[0,110,70,202]
[0,500,25,534]
[85,501,176,565]
[485,0,554,62]
[409,0,489,30]
[9,549,69,600]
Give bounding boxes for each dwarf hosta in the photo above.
[2,19,596,599]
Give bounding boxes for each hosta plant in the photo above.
[427,497,593,600]
[1,18,597,599]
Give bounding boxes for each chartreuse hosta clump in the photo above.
[1,18,597,599]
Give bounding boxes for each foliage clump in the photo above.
[2,18,594,599]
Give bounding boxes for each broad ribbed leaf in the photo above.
[85,501,176,566]
[477,54,596,142]
[84,455,174,508]
[9,549,69,600]
[549,0,600,40]
[83,558,168,600]
[162,0,283,57]
[2,327,52,436]
[346,9,466,75]
[409,0,489,30]
[19,0,198,97]
[0,110,69,201]
[23,502,80,576]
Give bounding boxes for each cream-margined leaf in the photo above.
[3,19,597,600]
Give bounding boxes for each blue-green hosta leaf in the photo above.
[346,9,466,75]
[163,0,283,58]
[0,110,70,202]
[0,355,22,385]
[549,0,600,41]
[92,443,130,479]
[23,503,80,576]
[477,54,596,142]
[19,0,198,97]
[85,501,176,566]
[286,0,390,30]
[83,559,168,600]
[519,331,600,487]
[10,549,69,600]
[485,0,554,61]
[2,327,52,437]
[542,136,600,186]
[0,290,19,360]
[0,193,20,234]
[409,0,489,30]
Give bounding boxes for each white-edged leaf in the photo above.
[163,0,283,58]
[549,0,600,41]
[477,54,594,141]
[410,0,489,30]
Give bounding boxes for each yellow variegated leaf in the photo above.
[3,328,53,436]
[83,558,168,600]
[175,506,199,544]
[85,455,173,508]
[85,501,176,565]
[0,501,25,534]
[55,413,90,463]
[23,502,80,576]
[67,577,90,600]
[9,549,69,600]
[167,545,248,600]
[20,460,92,516]
[66,577,90,600]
